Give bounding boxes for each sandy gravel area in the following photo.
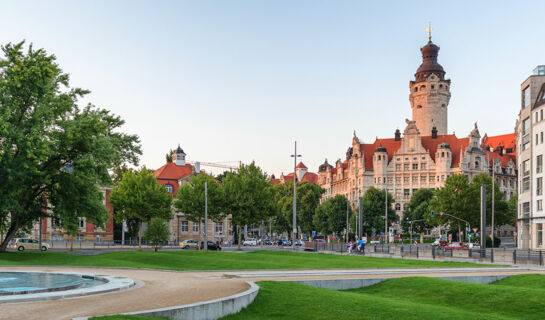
[0,266,249,320]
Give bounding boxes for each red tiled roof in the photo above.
[154,162,193,180]
[482,133,516,155]
[278,172,318,184]
[359,135,470,169]
[296,162,308,169]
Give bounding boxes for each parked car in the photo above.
[243,238,257,246]
[432,239,448,247]
[295,239,303,246]
[444,242,464,251]
[200,241,221,250]
[313,239,326,244]
[282,239,292,246]
[12,238,49,251]
[180,239,198,249]
[261,239,272,245]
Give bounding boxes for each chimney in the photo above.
[431,126,438,139]
[394,129,401,141]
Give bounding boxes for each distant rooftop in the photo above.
[533,65,545,76]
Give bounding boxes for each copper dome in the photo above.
[414,40,445,82]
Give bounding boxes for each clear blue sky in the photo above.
[2,1,543,175]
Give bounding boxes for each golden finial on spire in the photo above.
[424,22,432,40]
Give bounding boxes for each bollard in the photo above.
[513,250,517,264]
[491,248,494,263]
[417,246,419,258]
[540,251,543,266]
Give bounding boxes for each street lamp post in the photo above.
[290,141,301,250]
[204,181,208,251]
[491,164,495,247]
[384,184,388,244]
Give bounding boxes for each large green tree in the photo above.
[360,187,397,238]
[313,195,351,238]
[274,181,324,238]
[431,173,511,238]
[174,173,224,248]
[401,188,435,242]
[223,162,276,249]
[109,169,172,250]
[0,42,140,251]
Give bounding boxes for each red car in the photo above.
[444,242,464,251]
[313,239,326,244]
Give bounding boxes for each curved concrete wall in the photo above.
[122,281,258,320]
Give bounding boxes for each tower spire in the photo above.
[425,22,432,41]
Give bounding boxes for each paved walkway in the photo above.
[2,265,544,320]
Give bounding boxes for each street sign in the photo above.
[312,231,316,237]
[473,228,478,233]
[466,227,471,232]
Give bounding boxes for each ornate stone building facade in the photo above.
[317,38,517,233]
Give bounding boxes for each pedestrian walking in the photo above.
[348,240,353,254]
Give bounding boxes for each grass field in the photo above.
[0,250,491,270]
[221,274,545,320]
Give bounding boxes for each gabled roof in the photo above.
[279,171,318,184]
[154,162,193,180]
[482,133,517,155]
[359,134,470,169]
[296,162,308,169]
[488,151,516,168]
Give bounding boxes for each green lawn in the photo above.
[221,275,545,320]
[0,250,490,270]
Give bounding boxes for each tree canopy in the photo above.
[174,173,224,248]
[401,188,435,240]
[313,195,350,237]
[360,187,397,237]
[274,181,324,237]
[430,173,512,233]
[223,162,276,249]
[109,169,172,250]
[0,42,141,251]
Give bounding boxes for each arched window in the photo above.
[417,105,422,109]
[395,203,401,210]
[414,87,418,92]
[165,184,174,193]
[439,84,443,89]
[442,104,446,108]
[420,85,426,91]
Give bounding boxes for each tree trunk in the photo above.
[138,221,143,251]
[155,243,158,252]
[0,223,18,252]
[238,225,242,250]
[420,232,424,244]
[70,235,74,251]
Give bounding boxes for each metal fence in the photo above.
[314,242,545,266]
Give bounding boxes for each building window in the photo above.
[523,177,530,192]
[429,176,435,183]
[395,176,401,184]
[403,164,409,170]
[538,200,543,211]
[523,159,530,176]
[538,178,543,196]
[412,176,418,183]
[403,176,409,183]
[421,163,426,170]
[181,221,189,233]
[537,133,539,145]
[165,184,174,193]
[524,86,531,108]
[215,222,223,233]
[76,235,84,242]
[538,155,543,174]
[193,222,199,233]
[78,218,85,229]
[541,109,544,121]
[404,189,410,196]
[421,175,426,183]
[395,203,401,210]
[542,132,544,144]
[537,112,539,123]
[395,164,401,170]
[412,163,418,170]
